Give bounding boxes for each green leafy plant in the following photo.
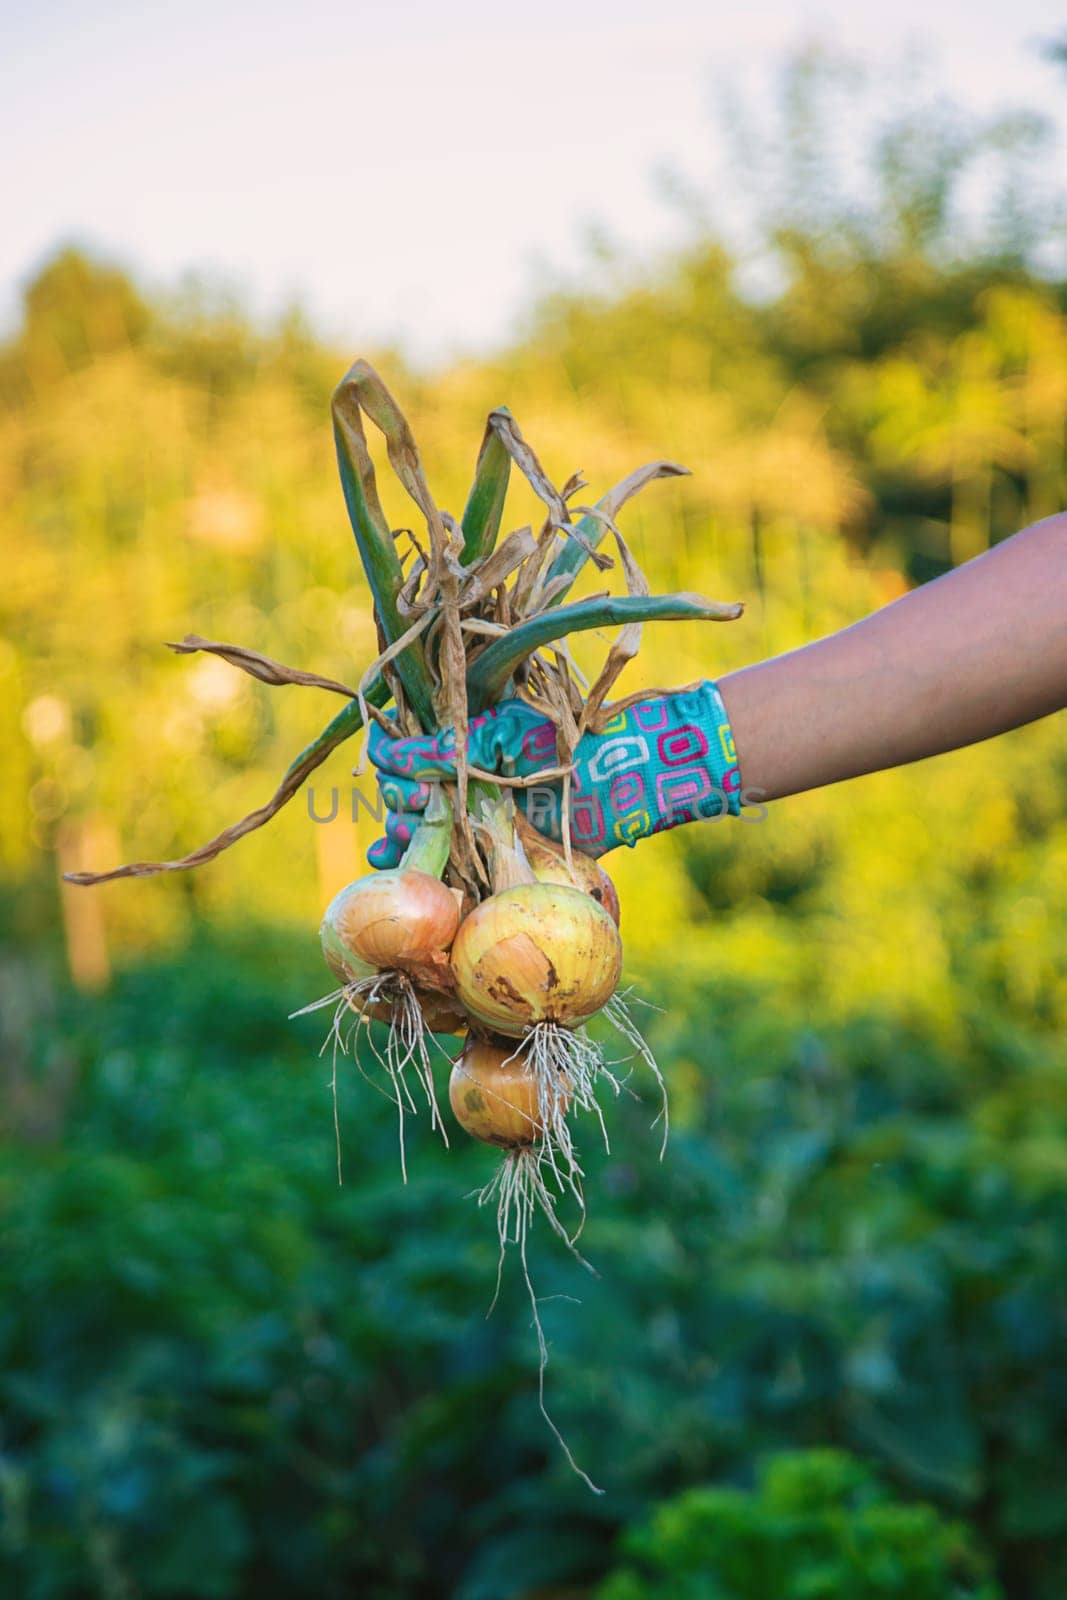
[595,1451,1002,1600]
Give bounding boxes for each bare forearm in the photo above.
[720,515,1067,803]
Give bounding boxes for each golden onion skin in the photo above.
[321,880,466,1035]
[514,814,621,926]
[322,869,460,973]
[321,918,376,985]
[449,1037,556,1146]
[451,883,622,1037]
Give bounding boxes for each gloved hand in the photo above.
[365,683,742,867]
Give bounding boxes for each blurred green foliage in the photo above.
[2,50,1067,1600]
[5,926,1067,1597]
[595,1450,1001,1599]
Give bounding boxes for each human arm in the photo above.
[720,513,1067,802]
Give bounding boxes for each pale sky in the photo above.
[2,0,1064,362]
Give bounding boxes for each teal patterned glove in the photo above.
[366,684,741,867]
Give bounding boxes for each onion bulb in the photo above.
[321,917,376,986]
[450,883,621,1038]
[515,814,620,926]
[320,874,466,1035]
[449,1036,566,1147]
[321,868,460,977]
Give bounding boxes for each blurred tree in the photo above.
[849,331,1029,563]
[0,245,151,405]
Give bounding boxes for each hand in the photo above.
[365,685,742,867]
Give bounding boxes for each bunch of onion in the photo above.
[449,795,668,1216]
[446,797,620,1213]
[296,786,465,1178]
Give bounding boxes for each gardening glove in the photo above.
[365,684,741,868]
